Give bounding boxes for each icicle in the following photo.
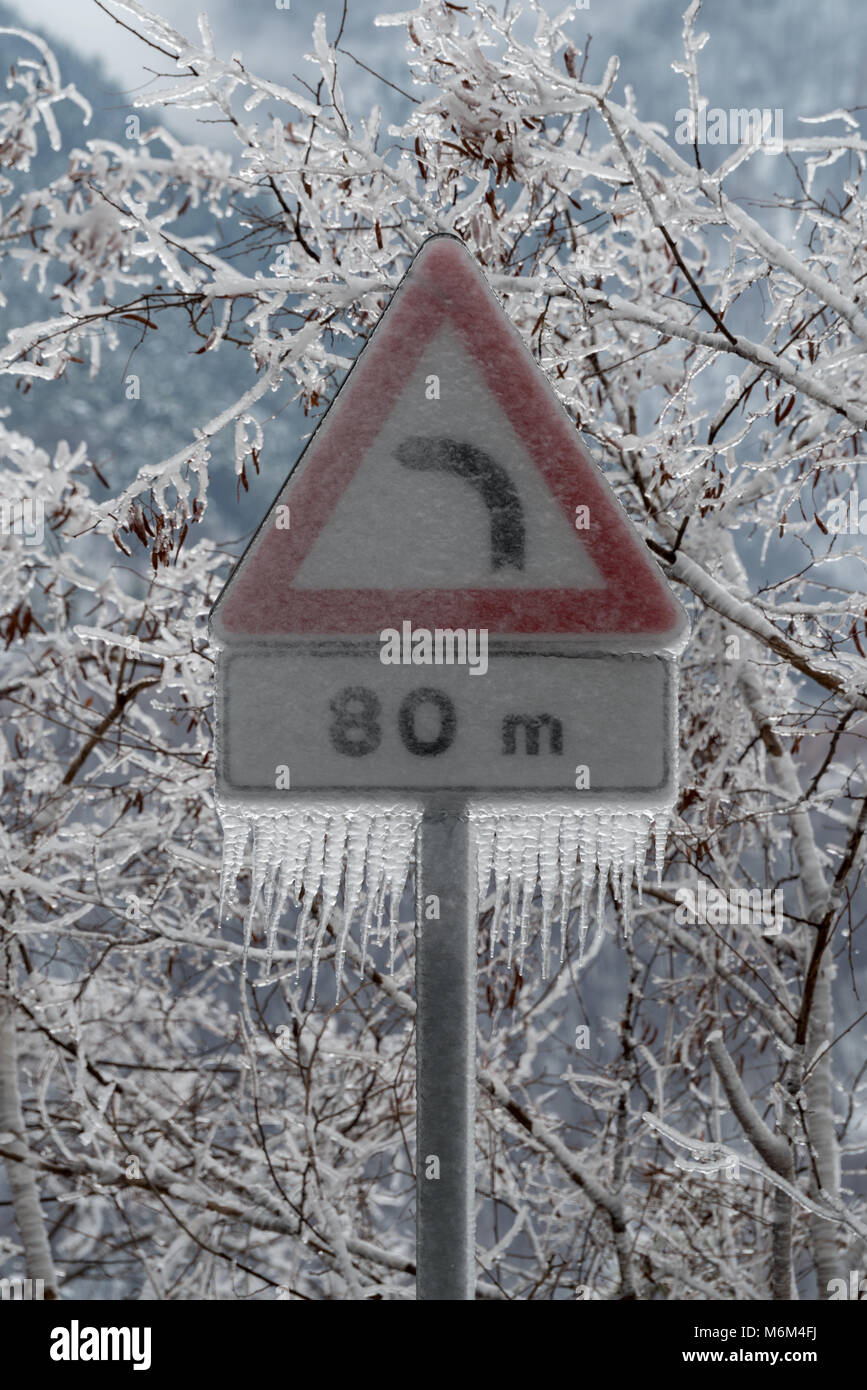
[216,803,250,926]
[653,807,671,882]
[577,810,598,962]
[620,824,634,937]
[595,811,612,927]
[490,817,512,959]
[381,807,415,971]
[538,812,560,975]
[309,813,349,1002]
[609,813,626,926]
[517,816,542,975]
[558,812,582,962]
[267,813,310,973]
[296,809,328,976]
[632,813,652,906]
[243,815,280,971]
[342,812,370,929]
[256,816,282,944]
[360,813,389,974]
[263,814,289,971]
[372,821,395,950]
[474,813,497,917]
[502,816,525,963]
[336,811,370,992]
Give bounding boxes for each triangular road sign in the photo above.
[210,235,687,650]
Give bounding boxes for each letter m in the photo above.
[502,714,563,755]
[103,1328,129,1360]
[730,888,763,923]
[0,1278,29,1300]
[732,108,763,143]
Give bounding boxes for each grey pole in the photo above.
[415,797,476,1301]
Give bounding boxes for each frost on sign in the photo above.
[209,234,688,988]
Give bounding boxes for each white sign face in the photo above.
[290,325,605,593]
[216,644,675,802]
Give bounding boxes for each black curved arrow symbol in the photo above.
[393,436,525,570]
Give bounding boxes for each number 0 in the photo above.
[398,688,456,757]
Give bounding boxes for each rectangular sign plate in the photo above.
[215,643,676,802]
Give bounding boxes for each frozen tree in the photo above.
[0,0,864,1299]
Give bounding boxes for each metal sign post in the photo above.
[415,798,474,1301]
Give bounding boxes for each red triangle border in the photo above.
[216,236,684,639]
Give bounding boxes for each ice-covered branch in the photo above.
[706,1031,790,1173]
[0,951,58,1297]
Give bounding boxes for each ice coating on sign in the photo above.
[217,797,672,997]
[217,798,421,1001]
[211,235,690,651]
[209,235,685,1004]
[471,804,670,974]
